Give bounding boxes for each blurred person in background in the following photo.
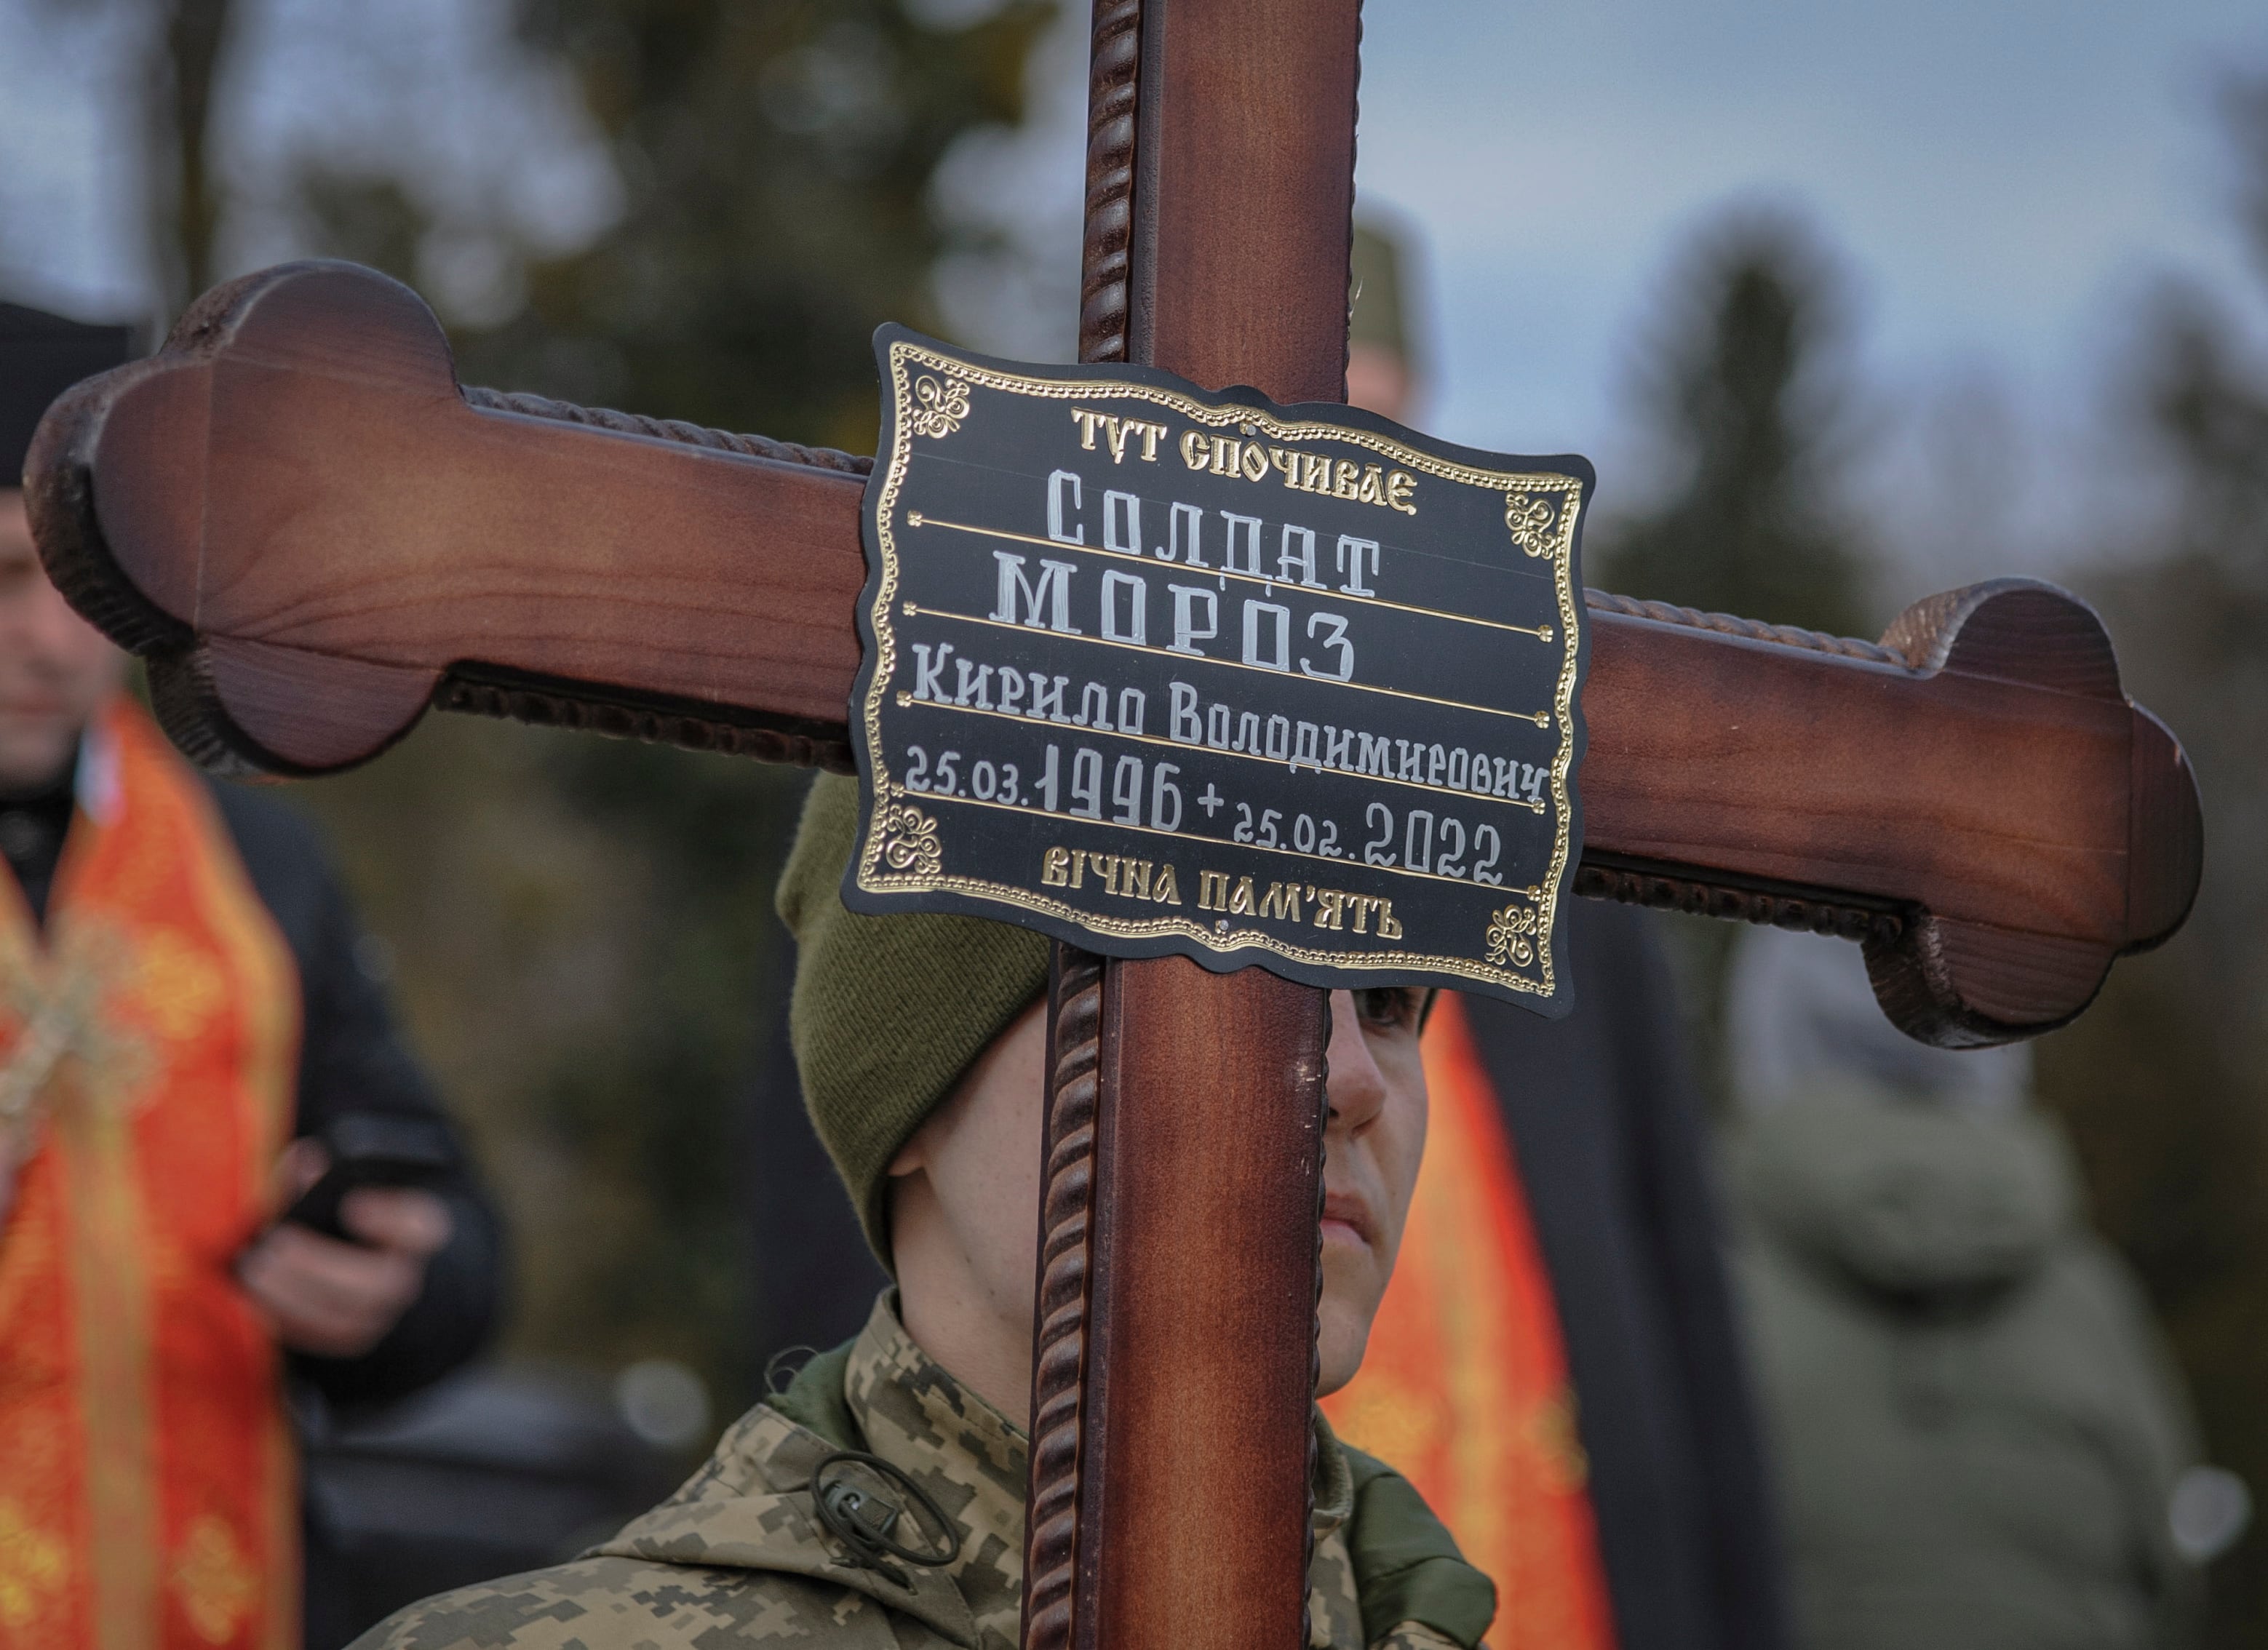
[1321,223,1788,1650]
[1,303,502,1649]
[1724,923,2205,1649]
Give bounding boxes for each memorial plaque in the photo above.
[845,327,1593,1009]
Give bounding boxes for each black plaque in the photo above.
[845,327,1592,1011]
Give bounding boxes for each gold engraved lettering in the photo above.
[868,340,1577,995]
[1259,881,1304,922]
[1048,848,1174,905]
[1156,431,1417,514]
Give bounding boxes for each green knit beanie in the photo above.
[775,773,1051,1263]
[1350,222,1413,370]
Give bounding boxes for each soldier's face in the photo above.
[886,984,1429,1423]
[1316,986,1431,1395]
[888,997,1054,1420]
[0,490,124,791]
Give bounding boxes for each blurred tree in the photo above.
[117,0,1052,1415]
[2035,71,2268,1645]
[1591,212,1885,1096]
[460,0,1050,450]
[155,0,232,304]
[34,0,235,309]
[1593,212,1877,639]
[292,172,427,296]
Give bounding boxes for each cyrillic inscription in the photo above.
[847,325,1593,1011]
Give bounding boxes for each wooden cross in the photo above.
[23,4,2200,1647]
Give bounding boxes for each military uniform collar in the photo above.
[1312,1407,1355,1539]
[597,1293,1359,1650]
[842,1293,1358,1537]
[843,1293,1030,1650]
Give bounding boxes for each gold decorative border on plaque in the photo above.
[1485,887,1545,968]
[856,337,1586,999]
[864,794,943,877]
[907,373,972,438]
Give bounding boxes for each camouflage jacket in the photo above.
[354,1295,1494,1650]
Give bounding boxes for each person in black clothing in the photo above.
[1460,901,1788,1650]
[2,300,501,1642]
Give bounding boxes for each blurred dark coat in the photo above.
[200,784,503,1406]
[204,785,506,1648]
[1463,901,1789,1650]
[1728,1088,2198,1650]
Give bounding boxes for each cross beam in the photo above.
[25,254,2198,1041]
[21,4,2200,1648]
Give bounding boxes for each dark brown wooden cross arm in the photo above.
[25,260,867,780]
[25,257,2199,1045]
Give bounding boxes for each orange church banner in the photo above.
[1323,992,1618,1650]
[0,699,300,1649]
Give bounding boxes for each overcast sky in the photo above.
[7,0,2267,575]
[1349,0,2268,567]
[950,0,2268,580]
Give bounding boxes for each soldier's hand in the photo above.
[238,1141,454,1358]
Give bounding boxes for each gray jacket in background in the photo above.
[1725,928,2199,1650]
